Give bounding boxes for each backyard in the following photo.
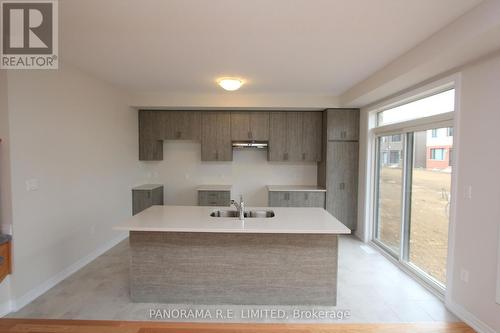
[377,167,451,284]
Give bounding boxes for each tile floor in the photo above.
[8,236,459,323]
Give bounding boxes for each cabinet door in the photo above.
[132,190,153,215]
[201,112,218,161]
[164,111,201,140]
[290,192,307,207]
[139,111,163,161]
[216,112,232,161]
[201,112,232,161]
[152,187,164,206]
[286,112,303,161]
[327,109,360,141]
[250,112,269,141]
[308,192,326,208]
[326,142,358,230]
[268,192,290,207]
[231,112,251,141]
[302,112,322,162]
[269,112,288,161]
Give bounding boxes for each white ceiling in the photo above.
[60,0,482,95]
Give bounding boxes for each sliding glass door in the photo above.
[374,134,404,255]
[374,127,453,288]
[407,128,453,285]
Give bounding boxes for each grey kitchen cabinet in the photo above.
[268,112,288,161]
[201,112,233,161]
[231,112,269,141]
[318,109,360,231]
[198,191,231,206]
[132,185,164,215]
[324,142,358,230]
[163,111,201,140]
[302,112,323,162]
[139,110,163,161]
[269,112,322,162]
[268,191,325,208]
[269,191,291,207]
[326,109,359,141]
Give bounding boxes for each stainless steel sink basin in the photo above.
[210,210,275,218]
[244,210,275,218]
[210,210,241,218]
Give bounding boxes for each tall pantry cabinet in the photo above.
[318,109,360,231]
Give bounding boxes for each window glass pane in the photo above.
[408,128,453,285]
[375,135,404,254]
[377,89,455,126]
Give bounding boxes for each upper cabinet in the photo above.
[269,111,322,162]
[326,109,359,141]
[163,111,201,140]
[139,110,163,161]
[201,112,232,161]
[138,110,322,162]
[230,112,269,141]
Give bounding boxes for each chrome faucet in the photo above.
[231,195,245,220]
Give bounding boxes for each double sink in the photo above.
[210,210,275,218]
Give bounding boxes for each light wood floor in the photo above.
[0,319,475,333]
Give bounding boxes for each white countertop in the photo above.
[114,205,350,234]
[132,184,163,191]
[267,185,327,192]
[197,185,232,191]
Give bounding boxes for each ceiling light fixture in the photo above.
[218,78,244,91]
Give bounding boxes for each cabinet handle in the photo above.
[302,153,306,160]
[285,193,290,201]
[215,151,219,160]
[147,192,151,199]
[283,153,288,161]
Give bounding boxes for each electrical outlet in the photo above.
[25,179,39,192]
[460,268,469,283]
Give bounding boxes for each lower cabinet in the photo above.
[132,185,164,215]
[198,190,231,206]
[268,191,325,208]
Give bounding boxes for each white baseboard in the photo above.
[446,299,496,333]
[7,232,128,315]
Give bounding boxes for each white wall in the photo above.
[356,53,500,332]
[129,92,339,110]
[446,53,500,332]
[143,141,318,207]
[0,62,13,315]
[5,63,144,309]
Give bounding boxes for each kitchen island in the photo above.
[114,205,350,305]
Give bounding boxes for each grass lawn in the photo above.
[377,167,451,284]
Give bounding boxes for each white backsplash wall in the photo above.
[140,141,318,207]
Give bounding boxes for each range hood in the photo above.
[232,141,268,149]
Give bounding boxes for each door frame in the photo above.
[364,74,461,298]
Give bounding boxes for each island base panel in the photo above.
[129,231,338,305]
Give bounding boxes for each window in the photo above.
[431,148,445,160]
[374,128,454,288]
[447,127,453,136]
[391,134,402,142]
[377,89,455,126]
[389,151,400,164]
[431,129,438,138]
